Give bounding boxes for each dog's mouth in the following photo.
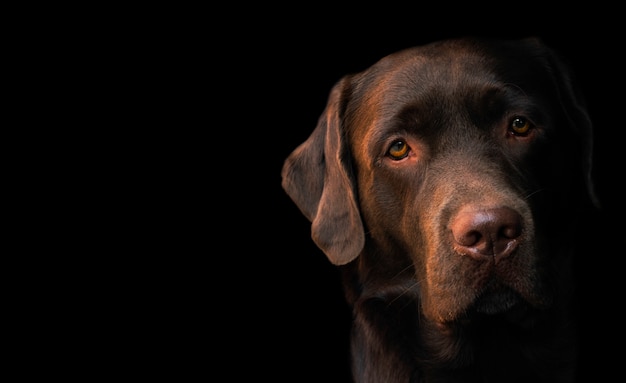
[471,281,521,315]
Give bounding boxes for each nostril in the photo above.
[456,229,482,247]
[501,224,521,240]
[450,207,523,258]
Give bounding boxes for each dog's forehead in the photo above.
[366,38,552,98]
[345,39,554,132]
[360,44,506,101]
[345,48,496,138]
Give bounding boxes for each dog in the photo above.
[281,37,599,382]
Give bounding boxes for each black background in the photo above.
[173,12,623,382]
[30,8,623,383]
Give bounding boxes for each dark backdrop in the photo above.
[42,8,622,383]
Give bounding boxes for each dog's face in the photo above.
[282,37,596,325]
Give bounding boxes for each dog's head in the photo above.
[281,37,597,324]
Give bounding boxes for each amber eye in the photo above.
[509,116,532,136]
[388,140,409,159]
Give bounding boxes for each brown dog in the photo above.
[281,37,598,382]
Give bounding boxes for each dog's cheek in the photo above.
[356,163,466,321]
[413,182,478,322]
[357,167,422,254]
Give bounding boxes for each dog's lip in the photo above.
[471,282,521,315]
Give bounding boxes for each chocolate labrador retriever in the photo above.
[281,37,599,382]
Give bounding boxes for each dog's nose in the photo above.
[450,207,522,260]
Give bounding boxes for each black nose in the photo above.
[450,207,523,260]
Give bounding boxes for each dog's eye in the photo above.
[387,140,410,159]
[509,117,533,136]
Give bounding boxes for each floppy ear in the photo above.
[281,77,364,265]
[536,38,601,209]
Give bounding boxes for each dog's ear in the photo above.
[281,77,364,265]
[533,38,601,210]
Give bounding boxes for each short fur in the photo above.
[281,37,598,383]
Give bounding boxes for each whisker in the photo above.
[386,277,424,310]
[524,188,545,200]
